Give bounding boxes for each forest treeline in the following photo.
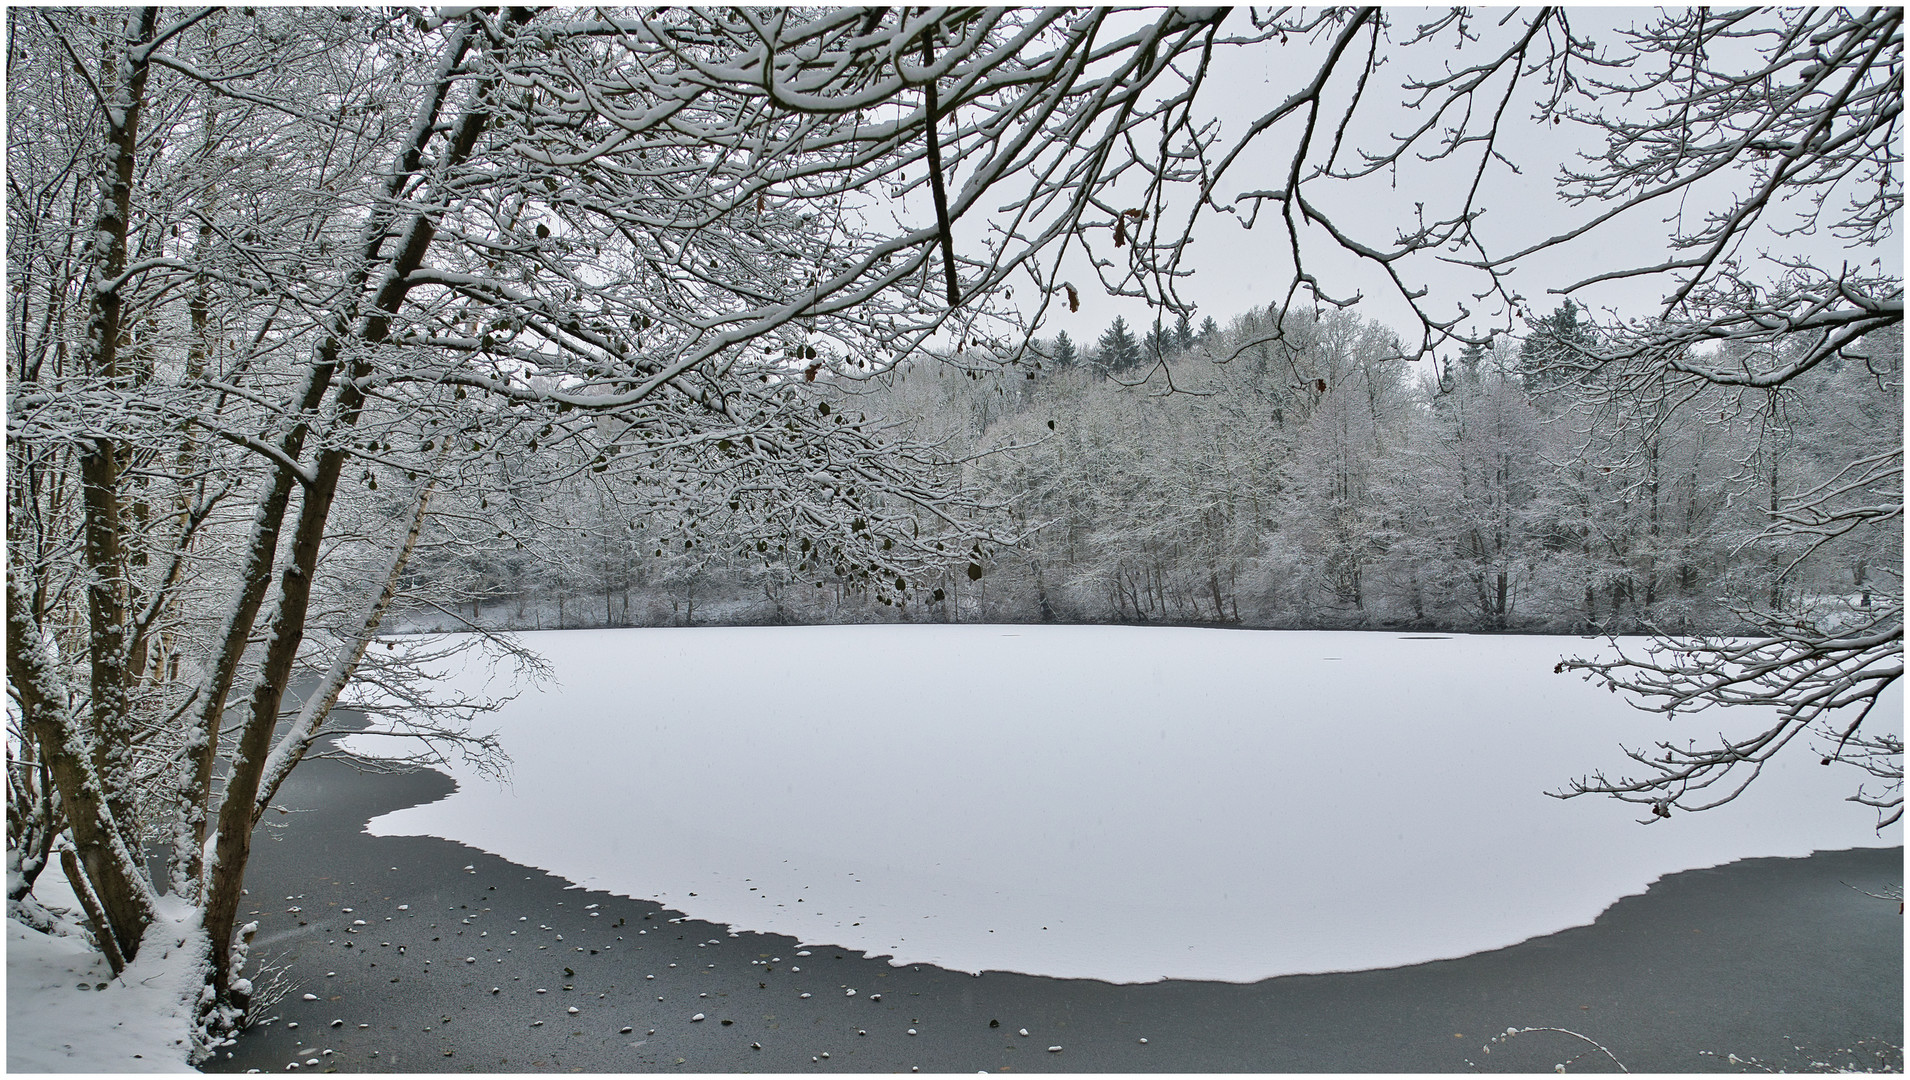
[403,301,1902,636]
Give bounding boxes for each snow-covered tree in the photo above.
[1048,331,1078,370]
[1143,319,1174,367]
[1413,366,1549,628]
[1097,317,1143,374]
[1517,302,1597,402]
[1263,320,1416,621]
[10,5,1241,1042]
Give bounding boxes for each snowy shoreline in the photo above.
[8,883,206,1073]
[18,733,1894,1075]
[203,744,1904,1074]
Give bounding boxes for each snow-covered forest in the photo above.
[415,300,1900,635]
[5,6,1900,1065]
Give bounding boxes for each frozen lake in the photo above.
[348,625,1899,983]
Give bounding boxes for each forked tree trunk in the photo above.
[200,25,513,996]
[175,24,482,895]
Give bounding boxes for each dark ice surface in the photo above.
[204,746,1901,1074]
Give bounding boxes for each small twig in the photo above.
[1841,879,1904,912]
[1485,1025,1629,1073]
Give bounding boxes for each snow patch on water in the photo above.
[346,625,1899,983]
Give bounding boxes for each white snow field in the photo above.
[349,625,1900,984]
[7,871,204,1073]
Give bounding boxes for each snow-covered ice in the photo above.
[348,625,1900,983]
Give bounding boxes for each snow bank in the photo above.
[349,625,1900,983]
[8,878,204,1073]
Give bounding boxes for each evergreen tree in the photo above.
[1050,330,1078,368]
[1517,301,1595,397]
[1441,332,1490,393]
[1198,315,1220,342]
[1143,319,1173,366]
[1458,334,1489,373]
[1097,316,1142,372]
[1175,313,1195,351]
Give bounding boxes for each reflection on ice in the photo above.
[348,625,1898,983]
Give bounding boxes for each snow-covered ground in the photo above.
[349,625,1901,983]
[7,869,204,1073]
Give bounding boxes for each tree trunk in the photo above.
[39,6,163,963]
[176,361,335,892]
[7,578,155,959]
[202,22,501,995]
[252,470,442,819]
[176,22,483,888]
[61,848,126,976]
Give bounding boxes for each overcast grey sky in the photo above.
[1015,7,1902,355]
